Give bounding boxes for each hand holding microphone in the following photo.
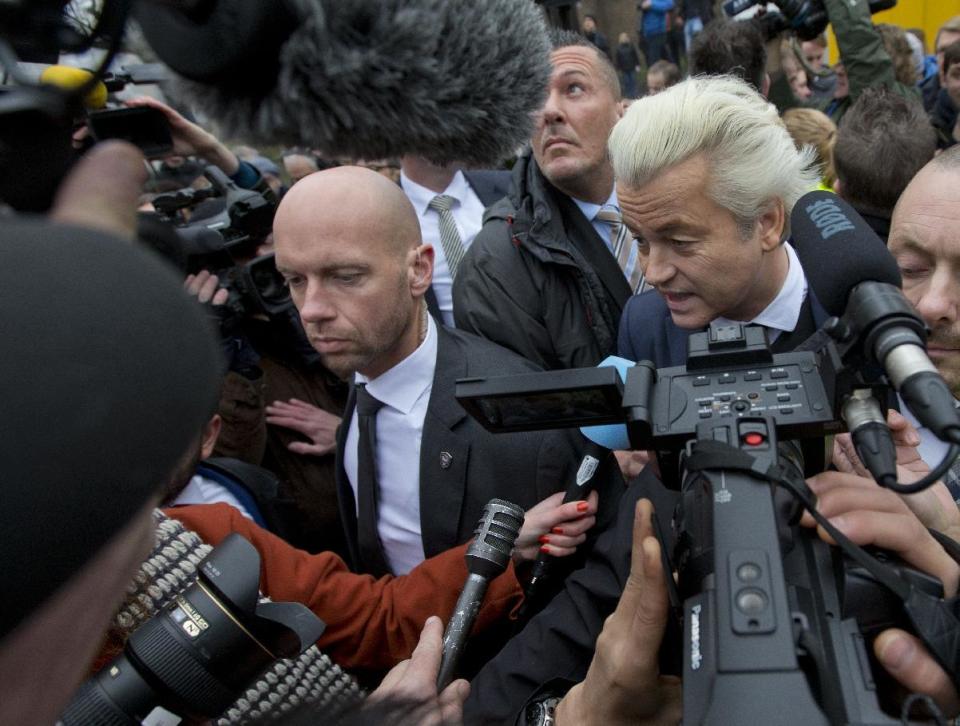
[436,499,525,690]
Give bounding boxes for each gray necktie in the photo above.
[428,194,466,278]
[596,207,646,294]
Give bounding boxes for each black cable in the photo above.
[884,443,960,495]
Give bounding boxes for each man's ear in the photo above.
[200,414,221,460]
[758,198,786,252]
[410,243,435,296]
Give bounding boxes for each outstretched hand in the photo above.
[125,96,240,174]
[513,490,598,564]
[554,499,681,726]
[265,398,341,456]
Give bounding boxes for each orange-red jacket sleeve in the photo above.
[163,503,524,671]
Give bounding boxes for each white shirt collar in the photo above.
[355,315,437,415]
[714,242,808,334]
[401,169,472,219]
[571,186,619,223]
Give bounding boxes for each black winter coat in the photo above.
[452,152,631,370]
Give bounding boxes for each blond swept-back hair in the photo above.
[782,108,837,188]
[609,74,818,239]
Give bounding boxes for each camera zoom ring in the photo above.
[129,620,236,717]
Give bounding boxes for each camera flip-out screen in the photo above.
[455,367,625,433]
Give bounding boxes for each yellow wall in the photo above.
[828,0,960,62]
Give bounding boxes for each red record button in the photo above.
[743,432,765,446]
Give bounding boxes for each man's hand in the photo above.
[801,470,960,717]
[832,409,960,540]
[803,470,960,598]
[184,270,229,306]
[369,616,469,725]
[50,140,147,240]
[125,96,240,174]
[512,490,599,564]
[265,398,341,456]
[874,628,960,717]
[554,499,681,726]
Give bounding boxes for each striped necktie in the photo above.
[596,207,646,294]
[428,194,466,278]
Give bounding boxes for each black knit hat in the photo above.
[0,219,223,642]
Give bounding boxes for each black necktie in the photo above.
[355,384,391,577]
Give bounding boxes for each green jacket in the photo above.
[816,0,920,123]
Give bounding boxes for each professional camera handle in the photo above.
[675,418,960,724]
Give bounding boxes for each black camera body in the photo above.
[61,534,325,725]
[722,0,897,41]
[456,318,960,723]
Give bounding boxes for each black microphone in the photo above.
[523,441,609,605]
[436,498,524,690]
[791,191,960,444]
[134,0,552,167]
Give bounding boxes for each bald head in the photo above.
[273,166,434,380]
[276,166,421,258]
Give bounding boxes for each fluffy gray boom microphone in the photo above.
[136,0,551,166]
[436,498,524,690]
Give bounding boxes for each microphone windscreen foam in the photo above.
[790,191,902,316]
[580,356,633,451]
[163,0,552,166]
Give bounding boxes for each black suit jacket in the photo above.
[618,286,831,369]
[400,169,512,321]
[334,324,622,570]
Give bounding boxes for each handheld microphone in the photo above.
[521,440,610,613]
[135,0,552,166]
[791,191,960,445]
[436,498,524,690]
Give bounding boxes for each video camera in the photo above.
[723,0,897,41]
[139,164,320,369]
[455,207,960,722]
[60,533,326,725]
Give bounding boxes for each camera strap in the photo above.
[685,439,960,695]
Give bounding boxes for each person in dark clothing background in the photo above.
[930,40,960,149]
[832,86,937,243]
[615,32,641,98]
[581,14,610,58]
[920,15,960,112]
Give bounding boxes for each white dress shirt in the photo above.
[343,315,437,575]
[713,242,808,342]
[401,170,486,327]
[572,188,641,286]
[172,474,255,521]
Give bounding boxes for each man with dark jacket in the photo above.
[453,30,643,371]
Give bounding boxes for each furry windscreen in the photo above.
[171,0,551,166]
